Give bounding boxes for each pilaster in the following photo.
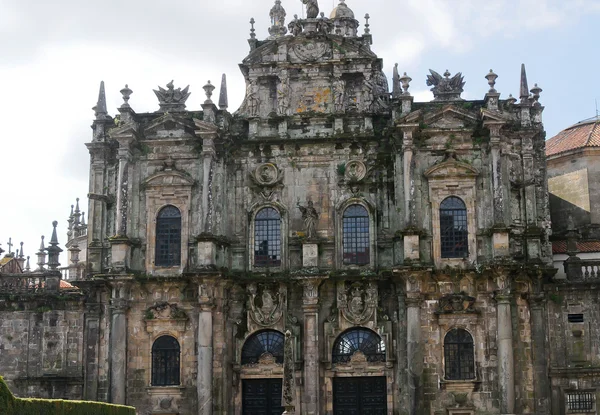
[108,280,131,405]
[529,292,550,415]
[197,280,216,415]
[299,277,323,415]
[495,278,515,415]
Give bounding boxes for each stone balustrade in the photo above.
[0,274,47,293]
[564,259,600,281]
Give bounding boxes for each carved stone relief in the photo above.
[436,293,477,314]
[247,283,286,327]
[291,41,331,62]
[337,281,378,325]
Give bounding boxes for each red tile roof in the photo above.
[546,117,600,157]
[552,240,600,254]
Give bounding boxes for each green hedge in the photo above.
[0,376,135,415]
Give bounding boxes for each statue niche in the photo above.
[247,283,286,328]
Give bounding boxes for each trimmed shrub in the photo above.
[0,376,135,415]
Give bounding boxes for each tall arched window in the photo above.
[152,335,181,386]
[440,197,468,258]
[342,205,370,265]
[241,330,285,365]
[444,328,475,380]
[332,328,386,363]
[254,207,282,267]
[155,205,181,267]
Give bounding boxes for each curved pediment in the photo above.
[424,159,479,179]
[144,169,195,188]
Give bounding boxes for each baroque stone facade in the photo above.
[2,1,600,415]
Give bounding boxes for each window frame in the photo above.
[241,329,285,365]
[342,204,371,266]
[443,328,475,381]
[335,198,376,269]
[249,204,287,271]
[253,207,282,268]
[332,327,386,364]
[439,196,469,259]
[151,335,181,387]
[155,205,182,267]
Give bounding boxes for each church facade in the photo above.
[2,1,600,415]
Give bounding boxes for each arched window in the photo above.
[440,197,468,258]
[241,330,285,365]
[444,328,475,380]
[254,208,282,267]
[332,328,385,363]
[152,335,181,386]
[342,205,370,265]
[155,205,181,267]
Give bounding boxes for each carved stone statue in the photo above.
[288,14,303,36]
[301,0,319,19]
[298,201,319,239]
[277,77,289,116]
[247,82,261,117]
[333,77,345,113]
[426,69,465,101]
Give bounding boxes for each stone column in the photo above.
[496,291,515,415]
[82,285,102,400]
[198,282,214,415]
[115,148,131,237]
[109,282,129,405]
[530,293,550,415]
[301,278,322,415]
[194,120,218,234]
[406,294,422,415]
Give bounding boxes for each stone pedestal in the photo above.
[109,237,131,272]
[334,117,343,133]
[496,294,515,415]
[492,232,510,258]
[403,234,419,261]
[364,116,373,132]
[279,120,288,138]
[302,243,318,268]
[249,119,259,138]
[198,283,214,415]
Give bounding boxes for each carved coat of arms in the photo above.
[337,281,378,325]
[247,283,286,327]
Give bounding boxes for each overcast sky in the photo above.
[1,0,599,263]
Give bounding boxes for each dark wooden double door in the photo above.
[242,378,284,415]
[333,376,387,414]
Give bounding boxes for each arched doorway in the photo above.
[332,328,388,414]
[241,330,285,415]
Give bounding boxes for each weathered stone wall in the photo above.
[0,294,85,400]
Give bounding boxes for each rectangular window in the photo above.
[566,391,595,412]
[568,313,584,323]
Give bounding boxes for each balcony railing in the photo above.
[564,258,600,281]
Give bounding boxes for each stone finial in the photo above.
[249,17,256,39]
[24,256,31,272]
[46,221,63,271]
[219,74,228,110]
[519,63,529,103]
[392,63,401,98]
[530,83,542,106]
[203,80,215,104]
[154,81,190,112]
[269,0,288,38]
[119,84,133,108]
[93,81,108,118]
[426,69,465,101]
[485,69,498,93]
[400,72,412,96]
[0,244,4,256]
[6,237,13,255]
[364,13,370,34]
[506,94,517,106]
[35,235,46,272]
[18,242,24,259]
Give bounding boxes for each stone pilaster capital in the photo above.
[405,295,422,308]
[110,297,129,314]
[297,277,323,306]
[197,278,218,307]
[494,292,512,304]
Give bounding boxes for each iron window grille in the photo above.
[342,205,370,265]
[332,328,386,363]
[566,391,595,412]
[254,208,282,268]
[151,335,181,386]
[155,205,181,267]
[444,328,475,380]
[440,196,468,258]
[241,330,285,365]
